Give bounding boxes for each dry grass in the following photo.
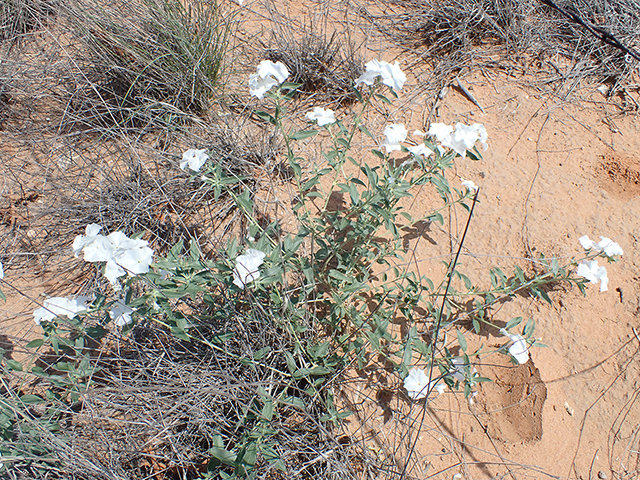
[0,0,58,44]
[4,289,376,480]
[371,0,640,92]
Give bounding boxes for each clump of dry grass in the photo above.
[0,0,58,43]
[265,31,363,104]
[61,0,233,134]
[378,0,640,91]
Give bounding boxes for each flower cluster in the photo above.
[426,123,487,158]
[356,59,407,92]
[249,60,289,99]
[579,235,623,258]
[233,249,266,289]
[381,121,488,161]
[34,296,89,325]
[575,235,623,292]
[73,224,154,284]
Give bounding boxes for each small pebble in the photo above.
[598,472,607,480]
[564,401,574,416]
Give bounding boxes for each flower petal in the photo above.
[598,237,623,257]
[461,179,478,192]
[257,60,289,84]
[110,299,135,327]
[180,149,209,172]
[407,143,434,157]
[306,107,336,126]
[382,124,407,153]
[233,249,266,288]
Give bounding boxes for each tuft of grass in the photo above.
[264,29,363,104]
[63,0,234,133]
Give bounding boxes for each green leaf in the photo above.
[253,346,271,361]
[472,318,480,334]
[358,123,373,138]
[523,317,535,337]
[290,130,318,141]
[234,189,253,213]
[375,93,391,105]
[294,366,332,378]
[457,330,467,352]
[209,446,237,467]
[5,360,22,372]
[19,394,45,405]
[261,398,274,421]
[190,240,201,261]
[328,270,351,283]
[25,339,45,349]
[280,81,302,90]
[210,332,234,344]
[505,317,523,330]
[353,85,364,104]
[254,110,275,124]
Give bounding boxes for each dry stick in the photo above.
[521,113,551,259]
[455,77,485,114]
[399,188,480,480]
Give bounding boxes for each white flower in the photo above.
[579,235,623,258]
[72,224,103,257]
[249,60,289,99]
[248,75,279,100]
[461,179,479,192]
[452,123,488,153]
[576,259,609,292]
[233,249,266,288]
[180,149,209,172]
[579,235,597,250]
[355,59,406,92]
[0,262,4,279]
[109,299,135,327]
[382,124,407,153]
[499,329,530,364]
[428,122,488,158]
[427,123,453,143]
[257,60,289,84]
[102,234,154,284]
[34,296,90,325]
[598,237,624,257]
[74,226,154,284]
[413,129,426,137]
[407,143,434,157]
[404,368,444,400]
[305,107,336,126]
